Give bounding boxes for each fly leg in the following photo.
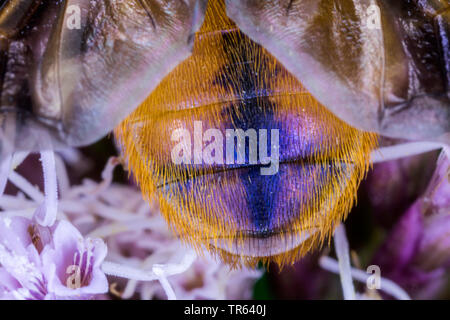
[0,0,40,89]
[0,1,40,161]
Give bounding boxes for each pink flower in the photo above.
[0,216,49,299]
[0,216,108,299]
[41,220,108,299]
[372,153,450,299]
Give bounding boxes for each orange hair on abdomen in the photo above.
[115,0,378,267]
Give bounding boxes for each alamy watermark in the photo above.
[366,264,381,290]
[65,251,90,289]
[170,121,280,176]
[66,264,82,289]
[66,5,81,30]
[365,4,382,30]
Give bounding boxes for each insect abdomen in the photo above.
[116,0,378,267]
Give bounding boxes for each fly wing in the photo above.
[0,0,207,156]
[225,0,450,143]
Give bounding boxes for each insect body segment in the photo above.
[116,0,378,267]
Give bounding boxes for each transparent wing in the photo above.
[225,0,450,143]
[0,0,207,157]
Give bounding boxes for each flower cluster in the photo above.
[0,217,108,299]
[0,142,447,300]
[0,150,261,300]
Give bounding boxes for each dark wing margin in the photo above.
[225,0,450,143]
[0,0,207,159]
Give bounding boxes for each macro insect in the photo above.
[0,0,448,267]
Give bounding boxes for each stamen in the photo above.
[86,157,119,199]
[1,151,30,198]
[54,154,70,198]
[0,114,16,197]
[101,261,164,281]
[36,150,58,227]
[319,256,411,300]
[102,250,196,280]
[8,171,44,202]
[0,154,12,196]
[333,224,356,300]
[122,280,139,299]
[101,250,196,300]
[11,152,30,169]
[152,266,177,300]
